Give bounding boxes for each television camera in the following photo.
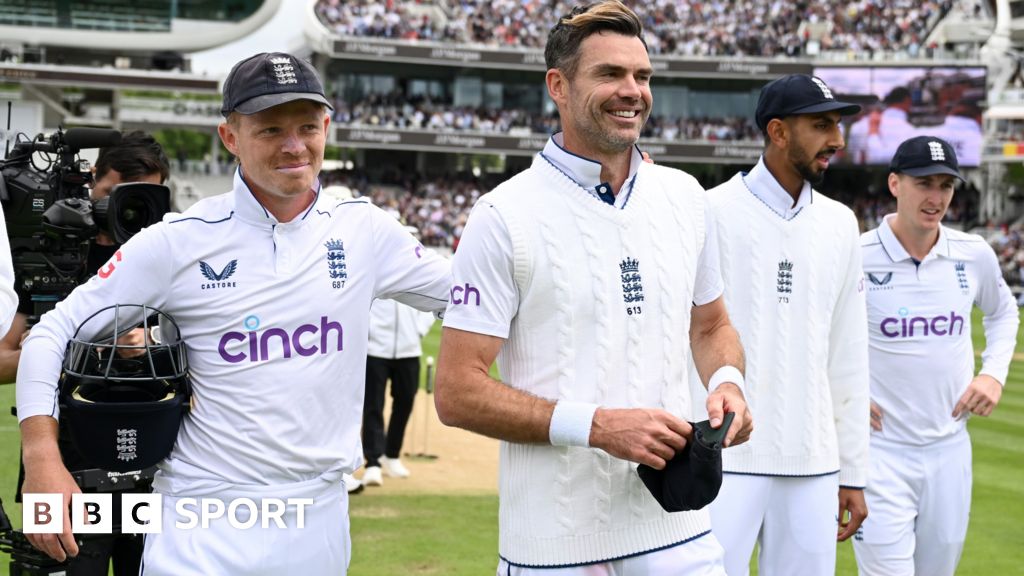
[0,127,170,319]
[0,127,171,572]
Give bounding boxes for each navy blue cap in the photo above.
[889,136,963,180]
[755,74,861,132]
[221,52,333,118]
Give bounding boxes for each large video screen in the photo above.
[813,66,986,167]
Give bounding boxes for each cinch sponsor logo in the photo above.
[450,283,480,306]
[880,307,964,338]
[218,314,343,363]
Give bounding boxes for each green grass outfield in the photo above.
[0,309,1021,575]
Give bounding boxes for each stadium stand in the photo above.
[314,0,448,40]
[316,0,964,58]
[333,93,760,141]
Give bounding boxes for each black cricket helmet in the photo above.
[58,304,192,472]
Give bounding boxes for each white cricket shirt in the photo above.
[707,161,870,487]
[444,136,723,339]
[444,145,719,566]
[17,169,451,491]
[862,215,1019,445]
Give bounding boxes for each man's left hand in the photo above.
[706,382,752,448]
[114,328,148,358]
[953,374,1003,418]
[837,487,867,541]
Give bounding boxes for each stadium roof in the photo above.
[0,62,218,92]
[0,0,280,52]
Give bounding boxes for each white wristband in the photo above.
[548,401,599,447]
[708,365,745,396]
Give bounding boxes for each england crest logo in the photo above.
[326,239,347,289]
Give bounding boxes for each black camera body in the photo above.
[0,127,170,319]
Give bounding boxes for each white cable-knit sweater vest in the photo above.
[706,173,869,487]
[481,155,712,566]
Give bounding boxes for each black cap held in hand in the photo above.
[637,412,734,513]
[220,52,333,118]
[889,136,963,180]
[755,74,861,132]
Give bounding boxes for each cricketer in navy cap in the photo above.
[220,52,333,117]
[889,135,964,180]
[755,74,861,132]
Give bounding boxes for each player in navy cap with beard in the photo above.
[701,74,871,576]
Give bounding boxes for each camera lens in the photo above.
[117,196,151,236]
[104,183,170,244]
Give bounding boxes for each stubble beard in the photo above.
[797,161,825,186]
[791,148,826,186]
[571,101,642,156]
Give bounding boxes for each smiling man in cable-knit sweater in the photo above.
[702,74,871,576]
[435,1,753,574]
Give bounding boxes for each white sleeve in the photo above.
[828,215,870,488]
[974,242,1020,385]
[371,205,451,314]
[442,200,517,339]
[693,208,724,306]
[16,225,173,422]
[0,206,18,338]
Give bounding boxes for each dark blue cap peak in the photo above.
[221,52,333,118]
[889,136,963,180]
[755,74,861,132]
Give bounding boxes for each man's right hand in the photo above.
[22,460,81,562]
[20,416,81,562]
[589,408,692,469]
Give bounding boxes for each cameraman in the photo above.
[0,131,168,381]
[0,130,169,576]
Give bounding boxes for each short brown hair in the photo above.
[544,1,646,80]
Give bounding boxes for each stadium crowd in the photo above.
[320,170,489,250]
[989,225,1024,302]
[315,0,962,58]
[333,93,760,141]
[333,93,550,135]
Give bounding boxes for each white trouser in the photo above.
[709,473,839,576]
[853,432,971,576]
[496,532,726,576]
[141,475,350,575]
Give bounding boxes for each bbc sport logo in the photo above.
[22,494,314,534]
